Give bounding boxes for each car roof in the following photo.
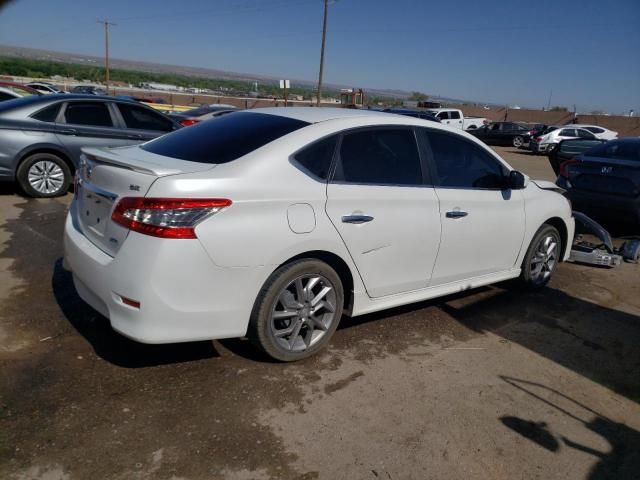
[246,107,394,123]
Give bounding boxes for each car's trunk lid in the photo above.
[568,156,640,198]
[76,146,215,256]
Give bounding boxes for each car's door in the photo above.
[112,102,177,142]
[55,101,137,163]
[325,127,441,298]
[449,110,463,129]
[418,128,526,285]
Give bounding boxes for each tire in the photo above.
[16,153,72,198]
[519,224,562,289]
[248,259,344,362]
[512,135,524,148]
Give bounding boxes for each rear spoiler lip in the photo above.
[80,146,216,177]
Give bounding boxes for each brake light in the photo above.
[180,118,200,127]
[111,197,232,239]
[558,159,579,179]
[536,137,542,143]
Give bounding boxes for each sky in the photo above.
[0,0,638,113]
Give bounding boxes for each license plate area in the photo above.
[77,181,116,238]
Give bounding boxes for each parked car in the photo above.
[63,107,574,362]
[425,108,488,130]
[71,85,107,95]
[547,138,606,176]
[570,124,618,140]
[0,94,180,197]
[26,82,66,95]
[0,82,41,102]
[382,108,441,122]
[532,126,596,154]
[468,121,531,147]
[557,138,640,227]
[169,105,238,126]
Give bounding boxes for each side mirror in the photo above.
[508,170,526,189]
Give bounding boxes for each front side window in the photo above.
[141,112,308,164]
[333,128,422,185]
[63,102,113,127]
[559,129,576,137]
[117,103,174,132]
[436,112,449,120]
[422,130,508,189]
[0,92,14,102]
[293,136,337,180]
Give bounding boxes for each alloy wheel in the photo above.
[27,160,65,195]
[530,234,558,285]
[270,274,337,352]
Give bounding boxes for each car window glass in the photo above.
[585,127,604,134]
[117,103,174,132]
[577,129,593,139]
[0,92,14,101]
[63,102,113,127]
[560,129,575,137]
[491,123,500,131]
[449,110,461,119]
[422,129,507,189]
[142,112,308,164]
[333,128,422,185]
[31,103,61,122]
[436,112,448,120]
[293,136,337,180]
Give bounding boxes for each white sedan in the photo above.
[572,124,618,140]
[535,126,598,153]
[64,108,574,361]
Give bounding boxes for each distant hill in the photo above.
[0,44,480,104]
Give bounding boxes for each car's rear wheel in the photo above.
[17,153,71,198]
[249,259,344,362]
[513,135,524,148]
[520,224,561,289]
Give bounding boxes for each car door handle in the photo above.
[446,210,468,218]
[58,128,77,135]
[342,214,374,224]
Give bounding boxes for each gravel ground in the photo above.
[0,146,638,480]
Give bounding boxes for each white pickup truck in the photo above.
[426,108,488,130]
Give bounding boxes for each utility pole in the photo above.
[97,19,116,94]
[316,0,329,106]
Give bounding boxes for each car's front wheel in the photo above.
[520,224,562,289]
[249,259,344,362]
[16,153,72,198]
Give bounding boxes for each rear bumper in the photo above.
[63,201,268,343]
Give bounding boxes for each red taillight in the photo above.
[535,137,542,143]
[111,197,232,239]
[180,118,200,127]
[558,159,579,179]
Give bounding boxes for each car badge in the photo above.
[601,166,612,174]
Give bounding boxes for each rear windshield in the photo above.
[586,141,640,162]
[141,112,309,163]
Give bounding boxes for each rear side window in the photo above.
[117,103,174,132]
[422,130,507,189]
[585,127,604,134]
[449,110,461,119]
[577,129,594,139]
[0,92,14,102]
[294,136,337,180]
[31,103,61,122]
[333,128,422,185]
[63,102,113,127]
[141,112,308,163]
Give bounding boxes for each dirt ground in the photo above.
[1,146,639,480]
